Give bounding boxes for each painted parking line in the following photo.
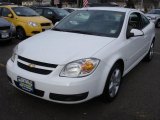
[0,63,5,68]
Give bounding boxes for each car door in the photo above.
[125,12,146,69]
[140,14,152,53]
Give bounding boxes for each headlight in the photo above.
[28,21,38,27]
[11,45,18,62]
[60,58,100,78]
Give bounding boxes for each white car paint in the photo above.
[7,7,155,104]
[17,31,115,65]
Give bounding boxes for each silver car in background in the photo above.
[145,9,160,28]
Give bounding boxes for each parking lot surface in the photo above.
[0,29,160,120]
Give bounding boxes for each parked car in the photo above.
[34,7,69,24]
[145,9,160,28]
[0,17,16,42]
[0,5,53,40]
[7,7,155,104]
[88,2,119,7]
[63,7,79,13]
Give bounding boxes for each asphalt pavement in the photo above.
[0,29,160,120]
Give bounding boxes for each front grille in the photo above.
[18,62,52,75]
[41,23,51,26]
[18,56,57,68]
[17,56,58,75]
[0,26,10,30]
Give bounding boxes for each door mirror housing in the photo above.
[55,22,59,26]
[127,29,144,39]
[8,14,13,18]
[130,29,144,36]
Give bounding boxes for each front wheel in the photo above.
[102,64,122,102]
[17,27,26,40]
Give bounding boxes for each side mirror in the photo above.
[55,22,59,26]
[131,29,144,36]
[127,29,144,39]
[8,14,13,18]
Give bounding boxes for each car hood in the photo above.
[0,18,11,27]
[18,30,115,65]
[17,16,52,24]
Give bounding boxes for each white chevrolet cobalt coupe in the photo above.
[7,7,155,104]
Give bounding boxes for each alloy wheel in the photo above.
[109,69,121,98]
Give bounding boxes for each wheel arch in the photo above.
[97,57,125,95]
[16,25,24,30]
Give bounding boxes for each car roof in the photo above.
[0,5,19,8]
[81,7,135,13]
[36,7,59,9]
[63,7,79,10]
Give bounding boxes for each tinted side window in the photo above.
[35,9,43,15]
[2,8,12,17]
[141,14,150,29]
[128,13,141,30]
[44,9,54,18]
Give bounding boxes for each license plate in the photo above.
[17,76,35,93]
[1,33,9,38]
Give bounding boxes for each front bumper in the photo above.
[7,59,102,104]
[0,30,16,42]
[24,25,53,37]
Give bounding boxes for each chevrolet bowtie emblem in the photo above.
[28,63,35,68]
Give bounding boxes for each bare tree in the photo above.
[125,0,135,8]
[142,0,159,12]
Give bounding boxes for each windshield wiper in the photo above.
[64,30,96,35]
[52,28,100,36]
[29,15,39,16]
[18,15,28,16]
[52,28,65,31]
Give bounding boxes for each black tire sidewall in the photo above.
[17,27,26,40]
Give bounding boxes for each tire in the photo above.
[16,27,26,40]
[101,63,122,102]
[156,19,160,28]
[144,42,154,62]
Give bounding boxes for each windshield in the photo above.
[54,8,69,17]
[148,9,160,14]
[53,10,125,38]
[12,7,39,16]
